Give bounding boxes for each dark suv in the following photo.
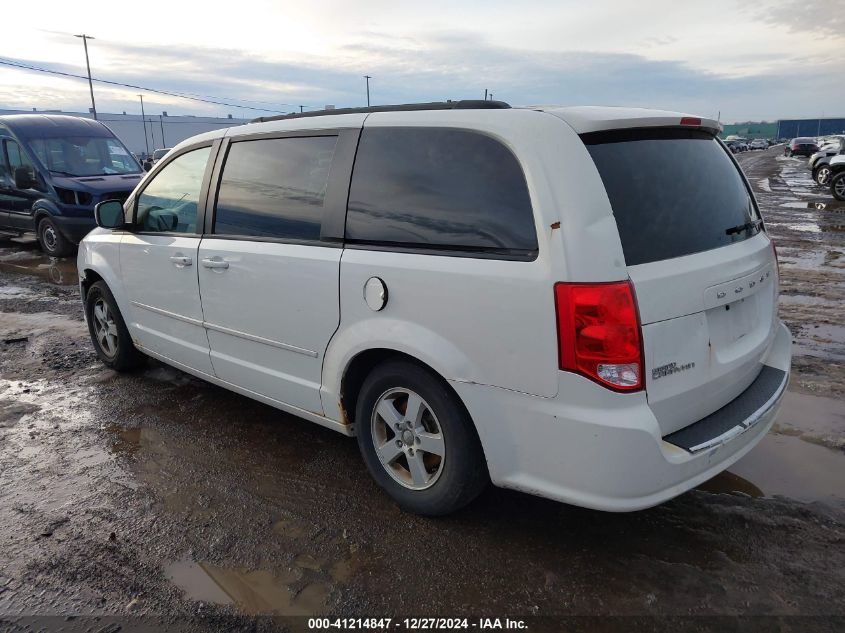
[0,114,143,256]
[784,137,819,158]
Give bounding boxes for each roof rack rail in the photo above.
[250,99,511,124]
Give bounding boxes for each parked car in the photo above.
[78,102,791,516]
[784,137,819,157]
[830,154,845,201]
[750,139,768,150]
[151,148,172,165]
[724,140,740,154]
[0,114,143,256]
[810,137,845,186]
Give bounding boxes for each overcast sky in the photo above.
[1,0,843,123]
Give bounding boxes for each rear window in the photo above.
[583,128,760,266]
[345,127,537,259]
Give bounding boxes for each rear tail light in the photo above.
[680,117,702,126]
[554,281,643,391]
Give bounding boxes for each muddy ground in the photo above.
[0,146,843,631]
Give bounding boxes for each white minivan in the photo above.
[79,101,791,516]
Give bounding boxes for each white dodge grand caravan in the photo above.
[79,101,791,516]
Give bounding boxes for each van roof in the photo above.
[173,103,722,152]
[0,114,114,139]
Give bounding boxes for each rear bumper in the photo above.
[451,321,791,512]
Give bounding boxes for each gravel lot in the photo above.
[0,145,843,631]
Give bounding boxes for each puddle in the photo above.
[767,222,822,233]
[779,201,843,211]
[723,433,845,505]
[0,246,77,286]
[779,294,841,308]
[106,424,144,455]
[697,470,763,498]
[699,391,845,505]
[165,560,330,615]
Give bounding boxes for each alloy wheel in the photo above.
[835,177,845,199]
[370,387,446,490]
[816,166,831,186]
[92,298,119,358]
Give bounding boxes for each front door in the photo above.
[197,133,351,413]
[120,144,216,375]
[2,139,42,231]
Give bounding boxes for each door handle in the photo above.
[202,257,229,270]
[169,255,192,267]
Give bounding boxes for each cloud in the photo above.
[753,0,845,37]
[1,28,843,122]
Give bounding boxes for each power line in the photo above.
[0,57,308,114]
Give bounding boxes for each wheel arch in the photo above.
[336,347,479,443]
[80,268,104,300]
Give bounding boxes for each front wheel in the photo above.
[814,165,832,186]
[355,360,488,516]
[831,172,845,202]
[84,281,145,371]
[37,216,75,257]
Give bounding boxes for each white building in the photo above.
[0,108,250,157]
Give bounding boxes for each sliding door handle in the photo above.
[169,255,192,267]
[202,257,229,270]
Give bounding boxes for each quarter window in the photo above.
[213,136,337,241]
[136,146,211,234]
[345,128,537,258]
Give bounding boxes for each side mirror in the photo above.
[13,166,36,190]
[95,200,126,229]
[143,160,152,172]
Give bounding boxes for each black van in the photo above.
[0,114,143,256]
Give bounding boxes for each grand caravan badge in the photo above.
[652,361,696,380]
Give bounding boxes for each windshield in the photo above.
[583,128,760,266]
[28,135,142,176]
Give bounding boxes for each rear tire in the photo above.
[355,360,488,516]
[37,216,75,257]
[84,281,145,371]
[831,172,845,202]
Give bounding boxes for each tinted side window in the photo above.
[213,136,337,241]
[136,146,211,234]
[0,141,10,183]
[5,140,34,171]
[346,128,537,258]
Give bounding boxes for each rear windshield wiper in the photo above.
[725,219,762,235]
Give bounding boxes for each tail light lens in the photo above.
[554,281,643,391]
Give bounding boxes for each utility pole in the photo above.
[74,34,97,120]
[364,75,372,107]
[159,114,166,147]
[299,105,304,113]
[484,89,488,100]
[138,95,149,155]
